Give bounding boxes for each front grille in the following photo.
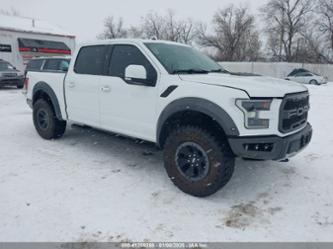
[2,73,17,77]
[279,92,309,133]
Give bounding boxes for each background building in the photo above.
[0,14,75,71]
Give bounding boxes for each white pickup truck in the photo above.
[24,39,312,197]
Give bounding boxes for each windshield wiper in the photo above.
[171,69,210,74]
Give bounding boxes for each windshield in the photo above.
[0,62,15,71]
[145,43,226,74]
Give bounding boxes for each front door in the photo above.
[99,44,159,141]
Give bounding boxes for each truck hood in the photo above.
[179,73,308,98]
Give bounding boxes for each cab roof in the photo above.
[78,39,190,47]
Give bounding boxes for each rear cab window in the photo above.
[74,45,108,75]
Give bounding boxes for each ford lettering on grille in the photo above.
[279,92,309,133]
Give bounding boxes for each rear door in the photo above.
[99,44,159,141]
[65,45,109,126]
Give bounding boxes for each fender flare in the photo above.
[32,81,63,120]
[156,97,239,146]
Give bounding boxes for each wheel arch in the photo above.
[32,81,63,120]
[156,97,239,148]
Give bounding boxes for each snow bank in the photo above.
[0,84,332,242]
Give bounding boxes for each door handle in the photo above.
[68,82,76,88]
[101,86,111,92]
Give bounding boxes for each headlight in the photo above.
[236,99,272,129]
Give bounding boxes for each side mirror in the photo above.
[125,65,147,81]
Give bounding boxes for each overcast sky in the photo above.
[1,0,267,41]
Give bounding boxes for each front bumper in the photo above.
[0,77,24,86]
[228,123,312,161]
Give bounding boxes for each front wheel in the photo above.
[163,126,235,197]
[33,99,66,140]
[309,80,319,85]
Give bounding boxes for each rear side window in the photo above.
[44,59,69,71]
[296,72,312,77]
[26,59,43,71]
[74,46,107,75]
[109,45,157,86]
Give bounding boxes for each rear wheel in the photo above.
[163,126,235,197]
[33,99,66,140]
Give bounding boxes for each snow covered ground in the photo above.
[0,84,333,242]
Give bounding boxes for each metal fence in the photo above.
[219,62,333,81]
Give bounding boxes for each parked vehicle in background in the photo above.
[287,68,311,77]
[0,59,24,89]
[24,39,312,197]
[25,57,70,75]
[23,57,70,94]
[286,71,328,85]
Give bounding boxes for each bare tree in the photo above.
[127,26,144,39]
[0,7,20,16]
[98,16,128,39]
[141,12,165,40]
[198,5,261,61]
[178,19,196,44]
[294,32,329,63]
[261,0,314,62]
[98,11,196,43]
[140,10,197,44]
[316,0,333,61]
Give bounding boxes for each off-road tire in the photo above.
[33,99,66,140]
[163,126,235,197]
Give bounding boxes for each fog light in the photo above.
[244,143,274,152]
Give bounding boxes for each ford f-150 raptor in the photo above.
[24,39,312,197]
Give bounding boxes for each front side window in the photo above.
[109,45,157,86]
[145,43,223,74]
[74,46,107,75]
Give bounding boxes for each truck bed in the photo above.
[25,71,67,119]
